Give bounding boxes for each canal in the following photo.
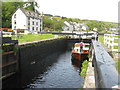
[3,39,88,89]
[3,50,84,89]
[25,50,84,88]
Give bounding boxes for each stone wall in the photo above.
[18,38,67,88]
[19,38,67,65]
[92,40,120,88]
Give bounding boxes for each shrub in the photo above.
[80,60,89,77]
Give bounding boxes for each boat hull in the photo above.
[72,53,80,60]
[71,53,88,61]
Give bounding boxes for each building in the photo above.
[12,8,42,34]
[63,21,74,31]
[63,21,89,31]
[81,25,89,31]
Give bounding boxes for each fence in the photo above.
[2,32,12,37]
[104,34,118,52]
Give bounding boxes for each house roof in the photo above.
[19,8,41,19]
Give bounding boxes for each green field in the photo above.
[12,34,56,44]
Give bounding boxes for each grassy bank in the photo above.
[12,34,55,44]
[116,60,120,74]
[80,60,89,77]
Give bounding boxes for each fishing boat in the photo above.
[71,42,90,61]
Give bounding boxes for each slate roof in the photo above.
[19,8,41,19]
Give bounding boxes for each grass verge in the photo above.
[12,34,55,44]
[116,60,120,74]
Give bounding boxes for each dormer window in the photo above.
[14,14,16,18]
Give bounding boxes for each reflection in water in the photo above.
[3,50,84,89]
[71,59,82,71]
[21,51,65,88]
[26,51,84,88]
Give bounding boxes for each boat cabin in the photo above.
[71,42,90,61]
[82,43,90,53]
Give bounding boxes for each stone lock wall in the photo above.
[18,38,67,87]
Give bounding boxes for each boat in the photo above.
[71,42,90,61]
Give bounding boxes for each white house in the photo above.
[63,21,90,32]
[62,24,69,31]
[12,8,42,34]
[81,25,89,31]
[63,21,74,31]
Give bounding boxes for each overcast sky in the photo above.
[37,0,119,23]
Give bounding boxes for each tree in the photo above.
[86,20,105,32]
[104,22,117,31]
[2,2,24,28]
[96,21,105,32]
[43,16,64,32]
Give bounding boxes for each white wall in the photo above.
[40,17,42,32]
[62,26,69,31]
[65,21,74,31]
[12,8,27,30]
[12,8,43,33]
[82,26,87,30]
[29,17,41,32]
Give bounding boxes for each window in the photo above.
[36,22,38,25]
[14,14,16,18]
[28,27,30,30]
[32,21,34,25]
[36,27,38,30]
[32,27,34,30]
[14,21,16,24]
[28,21,30,25]
[28,17,30,20]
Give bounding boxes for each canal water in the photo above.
[3,49,84,89]
[24,50,84,89]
